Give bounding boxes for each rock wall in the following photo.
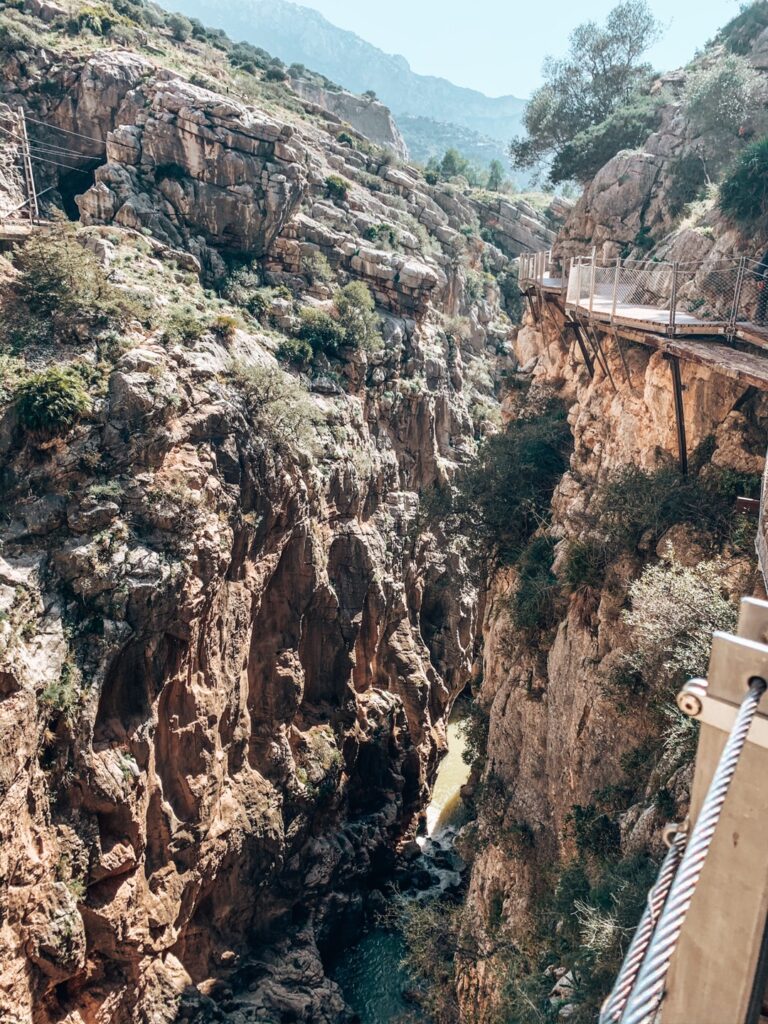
[454,305,767,1022]
[0,18,559,1024]
[290,78,409,161]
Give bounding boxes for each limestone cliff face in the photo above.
[455,306,767,1021]
[290,78,409,161]
[0,15,558,1024]
[454,27,768,1018]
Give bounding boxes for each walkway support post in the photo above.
[588,247,597,316]
[668,354,688,475]
[729,256,747,340]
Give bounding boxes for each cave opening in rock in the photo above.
[56,161,100,220]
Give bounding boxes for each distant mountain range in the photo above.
[172,0,527,170]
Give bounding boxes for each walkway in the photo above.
[519,250,768,341]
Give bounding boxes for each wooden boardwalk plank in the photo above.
[667,339,768,391]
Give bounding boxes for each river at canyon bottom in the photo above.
[332,703,471,1022]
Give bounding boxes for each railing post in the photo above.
[611,258,620,322]
[588,248,597,316]
[729,256,746,339]
[669,261,679,337]
[563,257,570,300]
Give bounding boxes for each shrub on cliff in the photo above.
[549,92,663,184]
[68,2,122,35]
[167,12,191,41]
[334,281,381,351]
[624,558,737,685]
[452,400,573,564]
[593,462,754,552]
[512,535,563,635]
[398,898,462,1022]
[229,362,319,450]
[720,135,768,224]
[296,307,347,357]
[683,54,764,157]
[302,251,334,286]
[1,228,142,348]
[324,175,349,204]
[276,334,313,367]
[15,367,91,436]
[293,283,381,360]
[161,307,206,345]
[718,0,768,55]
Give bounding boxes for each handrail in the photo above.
[518,250,768,335]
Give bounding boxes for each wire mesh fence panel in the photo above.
[566,262,582,304]
[590,265,616,311]
[740,259,768,326]
[613,262,675,322]
[676,262,740,324]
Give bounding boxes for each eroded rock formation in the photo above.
[0,10,559,1023]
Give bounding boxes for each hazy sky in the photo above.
[295,0,742,97]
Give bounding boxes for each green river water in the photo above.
[332,707,471,1022]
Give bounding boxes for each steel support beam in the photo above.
[668,353,688,475]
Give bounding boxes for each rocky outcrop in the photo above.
[77,72,307,266]
[0,260,480,1022]
[291,77,409,160]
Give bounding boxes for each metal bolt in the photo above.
[677,678,708,718]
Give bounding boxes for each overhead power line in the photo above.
[23,114,108,146]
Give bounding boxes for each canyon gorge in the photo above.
[1,1,768,1022]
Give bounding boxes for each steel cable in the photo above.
[599,827,687,1023]
[621,676,767,1024]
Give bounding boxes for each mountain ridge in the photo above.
[171,0,527,166]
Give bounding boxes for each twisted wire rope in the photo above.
[621,676,767,1024]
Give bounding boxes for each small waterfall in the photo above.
[333,703,471,1022]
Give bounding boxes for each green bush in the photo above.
[296,306,346,357]
[1,228,141,347]
[325,175,349,203]
[167,11,191,40]
[719,135,768,224]
[563,538,609,592]
[228,362,319,450]
[593,463,744,552]
[550,93,662,184]
[277,334,313,367]
[334,281,381,351]
[667,153,709,215]
[15,367,91,435]
[398,898,462,1023]
[683,54,762,152]
[68,2,120,35]
[459,701,489,769]
[211,313,239,340]
[40,661,82,724]
[264,65,288,82]
[221,262,262,310]
[453,401,573,563]
[302,251,334,285]
[512,535,562,634]
[161,307,205,345]
[566,803,621,861]
[718,1,768,55]
[497,266,523,324]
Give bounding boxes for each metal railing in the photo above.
[520,249,768,338]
